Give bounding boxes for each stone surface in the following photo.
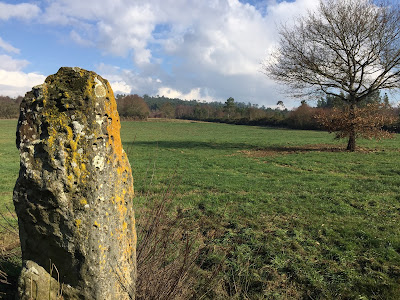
[18,260,62,300]
[13,67,136,299]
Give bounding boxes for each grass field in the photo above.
[1,118,400,299]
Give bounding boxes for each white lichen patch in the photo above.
[94,77,106,98]
[72,67,81,72]
[21,152,29,161]
[93,155,105,171]
[85,134,95,140]
[96,114,103,126]
[72,121,85,136]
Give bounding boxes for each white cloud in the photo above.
[157,87,215,102]
[40,0,317,72]
[0,2,41,20]
[0,35,45,97]
[95,63,159,97]
[0,70,46,97]
[110,81,132,95]
[69,30,94,47]
[0,54,29,71]
[0,37,20,54]
[43,1,157,65]
[3,0,321,106]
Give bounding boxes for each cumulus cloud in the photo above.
[4,0,320,105]
[0,37,20,54]
[40,1,283,71]
[0,54,29,71]
[110,81,132,95]
[110,2,314,104]
[0,2,41,20]
[157,87,215,102]
[0,70,46,97]
[69,30,94,47]
[43,0,157,65]
[0,33,46,97]
[95,63,162,96]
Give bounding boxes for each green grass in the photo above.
[0,120,19,217]
[2,119,400,299]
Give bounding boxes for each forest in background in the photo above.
[1,92,398,132]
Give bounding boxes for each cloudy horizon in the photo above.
[4,0,393,109]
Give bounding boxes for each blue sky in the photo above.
[0,0,372,108]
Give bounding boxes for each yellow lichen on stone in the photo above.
[15,68,136,299]
[75,219,81,228]
[39,91,90,188]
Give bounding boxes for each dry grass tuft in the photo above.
[134,173,220,300]
[0,206,20,299]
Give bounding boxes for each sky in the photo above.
[0,0,327,108]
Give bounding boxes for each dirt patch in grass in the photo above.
[238,143,390,158]
[240,144,343,157]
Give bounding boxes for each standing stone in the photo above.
[13,67,136,299]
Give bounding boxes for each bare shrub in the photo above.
[132,168,223,300]
[315,103,398,149]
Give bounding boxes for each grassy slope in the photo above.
[1,119,400,299]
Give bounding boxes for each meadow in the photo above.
[1,118,400,299]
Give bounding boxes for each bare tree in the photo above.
[263,0,400,151]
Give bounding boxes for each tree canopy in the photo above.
[263,0,400,150]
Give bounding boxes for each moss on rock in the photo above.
[14,67,136,299]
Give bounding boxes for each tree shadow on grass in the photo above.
[126,141,346,155]
[125,140,259,151]
[261,144,345,153]
[240,144,346,158]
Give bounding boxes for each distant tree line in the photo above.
[117,94,293,127]
[116,92,399,134]
[1,93,398,134]
[0,96,23,119]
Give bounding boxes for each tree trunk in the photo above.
[347,131,356,151]
[346,103,356,151]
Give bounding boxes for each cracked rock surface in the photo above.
[13,67,136,300]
